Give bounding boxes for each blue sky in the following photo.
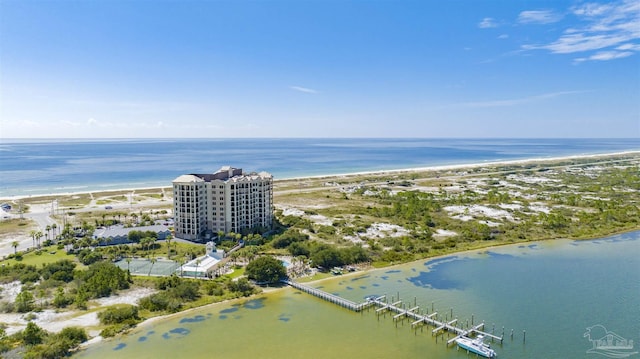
[1,0,639,138]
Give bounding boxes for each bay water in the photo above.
[76,231,640,359]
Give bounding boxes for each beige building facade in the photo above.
[172,166,273,241]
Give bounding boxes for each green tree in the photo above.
[194,258,201,279]
[310,247,343,269]
[78,262,130,298]
[22,321,46,345]
[227,277,255,296]
[165,234,173,258]
[15,289,35,313]
[29,230,37,248]
[75,288,89,309]
[148,256,157,276]
[57,326,88,345]
[12,241,19,254]
[53,287,70,308]
[35,231,43,248]
[246,256,287,284]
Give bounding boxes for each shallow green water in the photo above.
[76,232,640,359]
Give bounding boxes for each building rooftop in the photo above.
[173,174,205,183]
[94,224,170,239]
[173,167,272,183]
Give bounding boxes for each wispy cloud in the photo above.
[518,10,563,24]
[59,118,167,129]
[521,0,640,62]
[574,50,634,63]
[478,17,498,28]
[290,86,318,94]
[498,34,509,39]
[460,91,588,108]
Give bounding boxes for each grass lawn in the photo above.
[2,246,80,267]
[226,267,245,279]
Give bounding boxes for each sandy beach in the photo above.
[0,150,638,347]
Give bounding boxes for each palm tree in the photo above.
[11,241,19,255]
[194,258,202,279]
[178,257,185,277]
[45,225,51,240]
[29,230,37,248]
[230,251,240,266]
[35,231,43,248]
[148,256,157,276]
[126,257,132,273]
[165,235,173,259]
[52,223,58,242]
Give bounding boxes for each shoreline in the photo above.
[78,227,640,352]
[3,149,639,352]
[2,150,638,202]
[278,149,640,181]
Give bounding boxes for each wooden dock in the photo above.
[282,279,376,312]
[283,280,504,346]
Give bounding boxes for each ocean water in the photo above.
[1,138,639,198]
[75,231,640,359]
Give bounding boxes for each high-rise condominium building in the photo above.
[172,166,273,241]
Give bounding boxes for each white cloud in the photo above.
[460,91,587,108]
[290,86,318,94]
[574,50,634,63]
[572,3,613,17]
[478,17,498,28]
[616,43,640,50]
[521,0,640,62]
[498,34,509,39]
[518,10,563,24]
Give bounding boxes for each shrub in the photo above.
[271,229,308,249]
[41,260,76,283]
[14,290,35,313]
[20,272,41,284]
[22,322,46,345]
[138,293,182,313]
[98,305,140,325]
[57,326,88,345]
[100,324,131,338]
[79,262,130,298]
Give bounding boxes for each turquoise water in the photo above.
[76,232,640,358]
[2,138,638,197]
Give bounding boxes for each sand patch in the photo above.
[444,205,516,222]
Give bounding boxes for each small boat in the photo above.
[455,335,497,358]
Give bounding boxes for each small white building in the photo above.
[178,242,225,278]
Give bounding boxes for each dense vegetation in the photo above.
[0,323,88,359]
[245,256,286,283]
[0,154,636,357]
[270,155,640,266]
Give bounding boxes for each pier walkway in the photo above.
[282,279,504,346]
[281,279,375,312]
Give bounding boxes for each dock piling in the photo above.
[281,280,510,349]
